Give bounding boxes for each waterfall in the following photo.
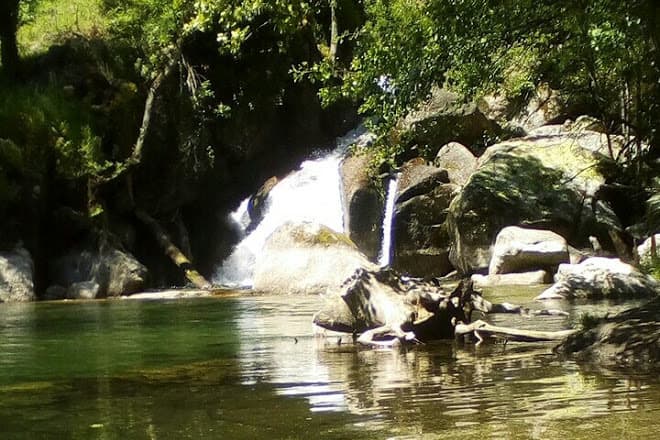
[214,127,372,288]
[377,175,399,267]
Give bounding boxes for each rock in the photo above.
[339,152,384,261]
[50,247,148,298]
[387,158,457,277]
[433,142,478,186]
[479,84,564,134]
[489,226,569,275]
[397,87,501,157]
[570,115,607,133]
[447,128,624,273]
[536,257,660,300]
[637,234,660,267]
[0,246,35,302]
[252,222,376,295]
[556,296,660,370]
[472,270,551,287]
[66,281,100,300]
[392,183,458,277]
[395,158,449,204]
[43,285,67,301]
[248,176,278,230]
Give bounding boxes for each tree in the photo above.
[0,0,20,78]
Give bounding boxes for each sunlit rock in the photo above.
[489,226,569,275]
[537,257,660,300]
[253,222,376,295]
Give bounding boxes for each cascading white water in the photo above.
[214,128,373,288]
[377,175,399,267]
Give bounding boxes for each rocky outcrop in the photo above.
[489,226,569,274]
[536,257,660,300]
[49,247,148,299]
[433,142,478,186]
[252,221,375,295]
[397,87,501,157]
[391,159,456,277]
[556,296,660,370]
[339,152,384,261]
[0,246,35,302]
[447,126,624,273]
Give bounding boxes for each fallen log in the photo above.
[455,319,577,344]
[135,209,211,289]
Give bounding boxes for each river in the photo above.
[1,287,659,439]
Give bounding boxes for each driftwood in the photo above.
[455,319,577,344]
[314,268,574,348]
[135,209,210,289]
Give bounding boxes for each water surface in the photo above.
[1,289,658,439]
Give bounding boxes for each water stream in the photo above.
[378,175,399,267]
[1,290,658,439]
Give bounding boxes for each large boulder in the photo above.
[471,270,551,288]
[433,142,478,186]
[339,152,384,261]
[556,296,660,370]
[391,159,457,277]
[536,257,660,300]
[397,87,501,158]
[0,246,35,302]
[49,247,148,298]
[253,222,376,295]
[489,226,569,274]
[447,126,624,273]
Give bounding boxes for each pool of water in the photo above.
[1,288,659,439]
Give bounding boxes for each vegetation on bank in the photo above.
[0,0,659,289]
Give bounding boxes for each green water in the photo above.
[1,290,659,439]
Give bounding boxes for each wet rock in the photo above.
[489,226,569,275]
[339,152,384,261]
[536,257,660,300]
[447,127,624,273]
[472,270,551,287]
[556,296,660,370]
[0,246,35,302]
[248,176,278,230]
[253,222,375,295]
[395,158,449,204]
[433,142,478,186]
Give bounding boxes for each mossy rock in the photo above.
[447,128,623,273]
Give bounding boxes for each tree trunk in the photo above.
[329,0,339,63]
[135,209,211,289]
[0,0,20,78]
[455,320,577,344]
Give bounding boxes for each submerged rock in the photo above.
[0,246,35,303]
[252,222,375,295]
[447,127,624,273]
[489,226,569,275]
[536,257,660,300]
[556,296,660,370]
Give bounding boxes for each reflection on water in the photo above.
[0,290,659,439]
